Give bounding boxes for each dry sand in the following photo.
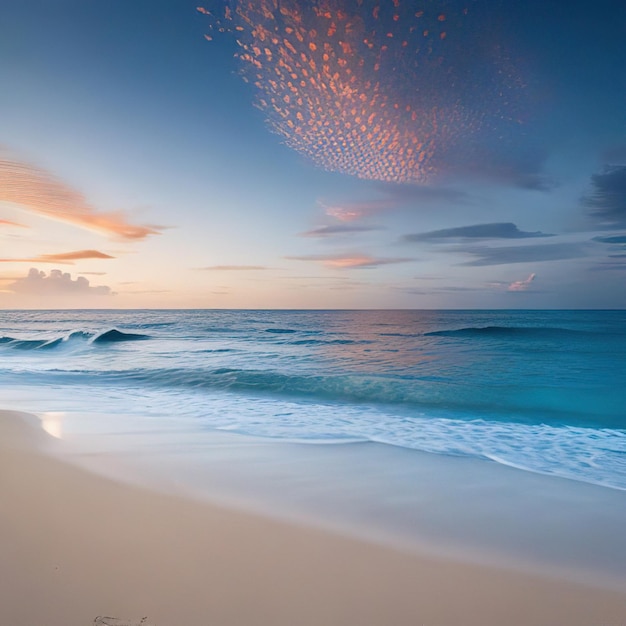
[1,409,625,626]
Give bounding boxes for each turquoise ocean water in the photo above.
[1,309,624,490]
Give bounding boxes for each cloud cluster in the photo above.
[7,268,114,296]
[0,154,161,240]
[404,222,553,242]
[582,165,626,229]
[200,1,525,184]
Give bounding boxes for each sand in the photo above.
[1,409,625,626]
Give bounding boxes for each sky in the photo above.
[0,0,625,309]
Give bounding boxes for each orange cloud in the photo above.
[0,155,161,240]
[0,218,26,228]
[0,249,115,264]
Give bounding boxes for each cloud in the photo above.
[0,249,114,264]
[592,235,626,245]
[582,165,626,229]
[588,262,626,272]
[321,184,471,222]
[0,219,26,228]
[0,153,162,240]
[300,224,383,237]
[404,222,554,242]
[6,268,114,296]
[198,265,269,271]
[285,253,413,269]
[321,200,396,222]
[79,271,107,276]
[507,273,536,292]
[459,242,588,266]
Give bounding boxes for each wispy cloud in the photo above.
[507,273,536,292]
[6,268,114,296]
[582,165,626,229]
[592,235,626,245]
[321,184,470,222]
[300,224,383,238]
[0,219,26,228]
[286,253,413,269]
[321,200,396,222]
[460,243,588,266]
[0,249,114,264]
[0,153,162,240]
[404,222,554,242]
[198,265,269,271]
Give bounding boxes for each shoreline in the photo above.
[2,409,626,626]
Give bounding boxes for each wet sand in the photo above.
[1,409,625,626]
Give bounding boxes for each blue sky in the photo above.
[1,0,625,308]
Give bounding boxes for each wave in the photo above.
[44,365,623,429]
[425,326,601,339]
[289,339,368,346]
[265,328,297,334]
[0,329,149,350]
[91,329,150,343]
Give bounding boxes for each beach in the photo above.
[2,409,625,626]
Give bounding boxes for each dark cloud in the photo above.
[404,222,553,242]
[300,224,383,238]
[582,165,626,229]
[592,235,626,245]
[7,268,114,295]
[285,253,413,269]
[459,242,588,266]
[588,262,626,272]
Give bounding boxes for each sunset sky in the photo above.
[1,0,625,308]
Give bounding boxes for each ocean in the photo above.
[1,309,624,489]
[2,308,626,584]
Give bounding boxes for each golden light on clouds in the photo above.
[0,155,161,240]
[199,0,521,183]
[0,250,115,264]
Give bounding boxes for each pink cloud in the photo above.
[507,273,536,292]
